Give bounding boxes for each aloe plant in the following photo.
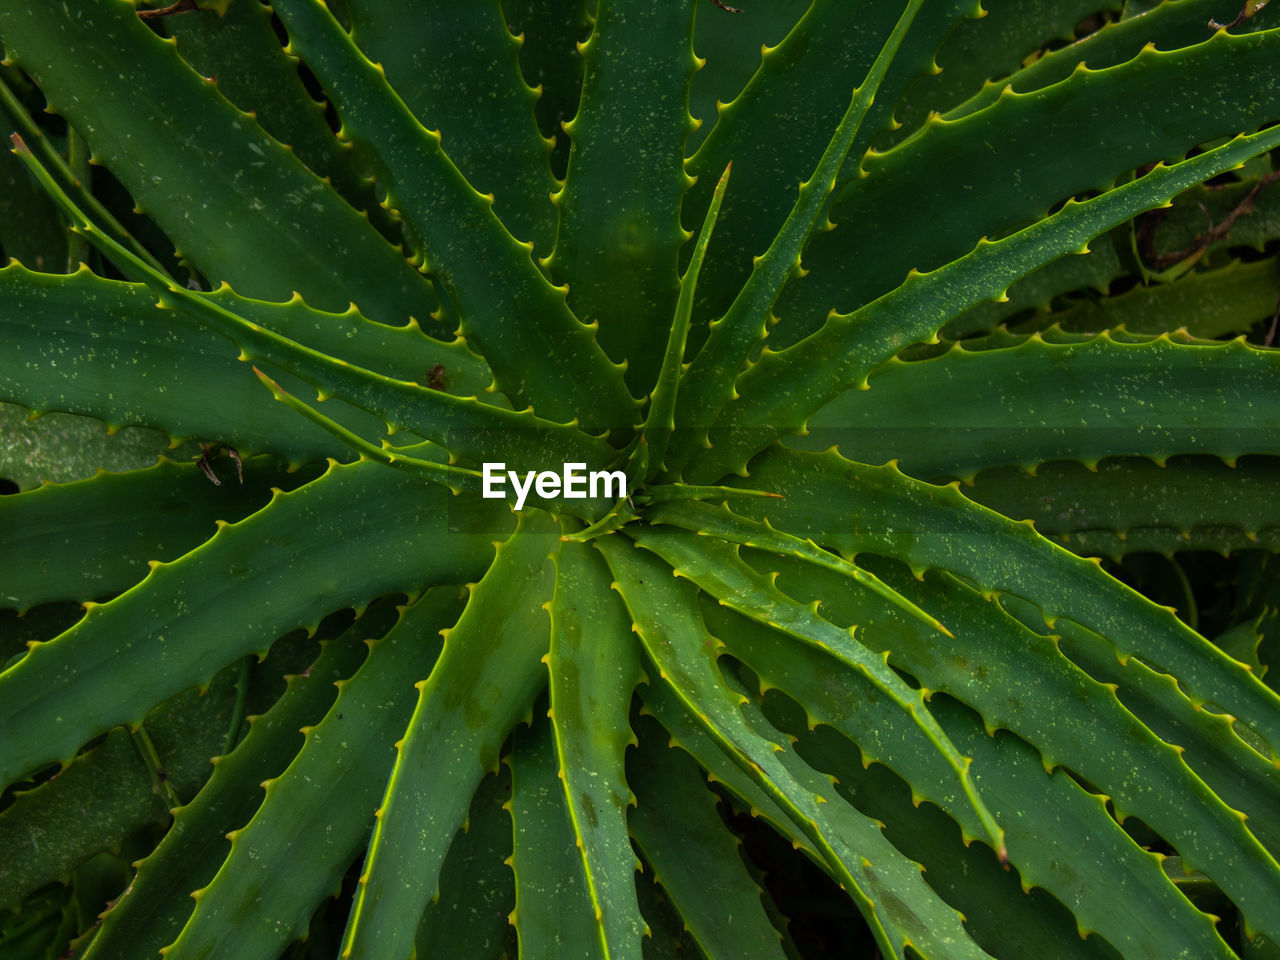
[3,0,1280,957]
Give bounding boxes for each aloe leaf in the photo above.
[502,0,593,179]
[2,724,170,911]
[685,0,810,156]
[598,536,994,960]
[80,614,381,960]
[1048,257,1280,337]
[785,25,1280,329]
[0,403,180,493]
[250,367,487,495]
[962,456,1280,558]
[669,0,927,471]
[1050,617,1280,860]
[414,767,514,960]
[764,697,1120,960]
[0,264,370,462]
[0,461,506,787]
[544,0,699,394]
[949,0,1280,122]
[627,715,788,960]
[623,522,1005,860]
[199,285,495,401]
[799,333,1280,480]
[684,0,976,335]
[0,69,168,277]
[691,121,1280,481]
[164,0,401,245]
[2,156,611,471]
[0,457,314,611]
[740,445,1280,759]
[644,162,730,477]
[340,511,558,960]
[879,0,1119,147]
[508,715,603,960]
[0,256,495,460]
[163,589,462,960]
[344,0,558,255]
[644,498,951,637]
[548,537,645,959]
[695,597,994,852]
[637,678,820,864]
[941,230,1127,340]
[746,553,1274,951]
[0,0,431,317]
[268,0,636,431]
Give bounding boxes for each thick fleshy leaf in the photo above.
[340,510,557,960]
[688,122,1280,481]
[269,0,637,431]
[0,461,506,786]
[736,446,1280,761]
[798,333,1280,480]
[548,537,645,960]
[163,589,463,960]
[81,612,383,960]
[344,0,558,255]
[599,535,994,960]
[962,456,1280,558]
[0,0,432,318]
[545,0,699,394]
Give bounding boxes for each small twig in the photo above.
[1210,0,1271,29]
[196,443,221,486]
[1143,170,1280,270]
[137,0,198,20]
[709,0,744,11]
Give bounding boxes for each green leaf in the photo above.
[269,0,637,431]
[0,456,314,610]
[0,403,178,493]
[0,461,506,786]
[414,767,515,960]
[797,333,1280,480]
[164,589,463,960]
[1048,257,1280,337]
[340,510,558,960]
[0,137,62,271]
[784,25,1280,330]
[689,121,1280,481]
[344,0,558,255]
[877,0,1121,148]
[670,0,929,472]
[545,0,699,394]
[961,456,1280,558]
[766,697,1120,960]
[165,0,402,246]
[599,535,994,960]
[628,715,789,960]
[0,0,431,317]
[737,445,1280,762]
[644,162,731,477]
[623,520,1005,859]
[0,263,381,462]
[683,0,977,338]
[80,614,380,960]
[751,552,1266,953]
[508,714,604,960]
